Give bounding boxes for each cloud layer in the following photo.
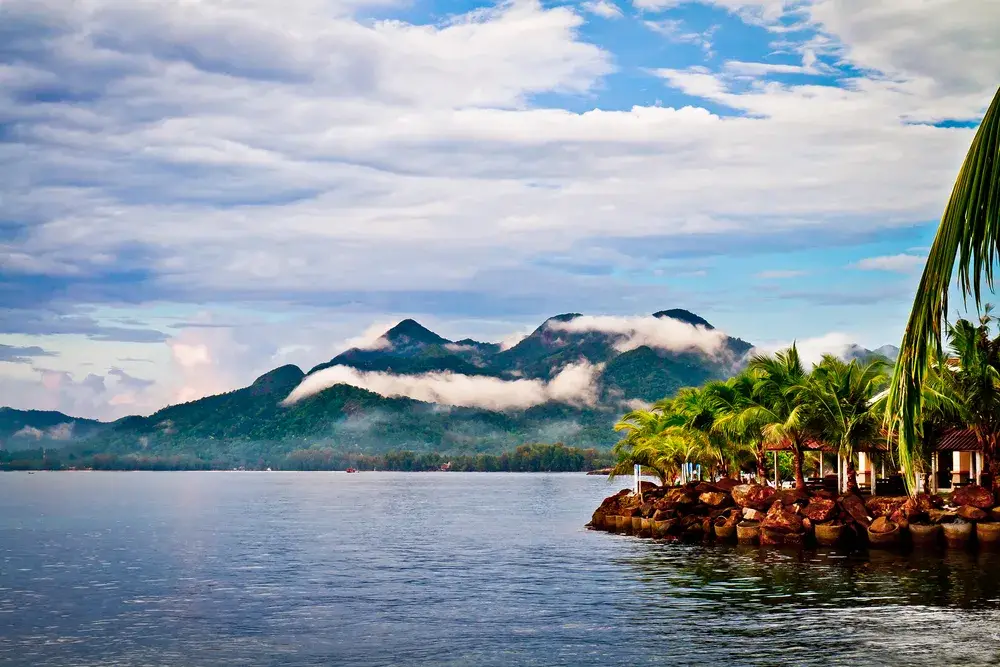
[282,361,603,410]
[2,0,996,418]
[547,315,730,355]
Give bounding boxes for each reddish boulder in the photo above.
[839,494,871,528]
[801,498,836,523]
[638,480,659,494]
[762,501,803,533]
[731,484,776,510]
[915,493,944,512]
[666,488,696,505]
[801,517,813,532]
[699,491,731,508]
[957,505,988,521]
[953,484,995,509]
[778,488,810,506]
[712,477,740,492]
[865,496,907,518]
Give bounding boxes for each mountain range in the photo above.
[0,310,898,461]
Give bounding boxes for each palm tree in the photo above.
[743,345,811,490]
[665,385,729,477]
[888,85,1000,493]
[611,407,675,485]
[922,312,1000,487]
[711,371,770,482]
[807,355,889,493]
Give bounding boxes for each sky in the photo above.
[1,0,998,420]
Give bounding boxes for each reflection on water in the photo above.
[2,472,1000,666]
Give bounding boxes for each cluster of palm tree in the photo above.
[907,308,1000,490]
[611,348,890,491]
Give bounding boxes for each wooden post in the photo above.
[837,454,843,495]
[819,453,824,478]
[931,453,938,494]
[773,451,779,488]
[977,452,984,486]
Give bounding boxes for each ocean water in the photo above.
[2,472,1000,666]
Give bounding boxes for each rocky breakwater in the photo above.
[587,480,1000,551]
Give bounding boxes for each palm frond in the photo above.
[888,85,1000,492]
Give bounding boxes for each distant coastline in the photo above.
[0,442,614,473]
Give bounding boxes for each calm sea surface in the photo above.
[3,472,1000,666]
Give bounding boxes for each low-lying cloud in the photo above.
[748,333,865,369]
[13,422,74,440]
[282,361,603,411]
[546,315,729,356]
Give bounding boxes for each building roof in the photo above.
[932,428,981,452]
[762,439,888,453]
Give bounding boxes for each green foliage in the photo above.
[611,346,896,490]
[0,442,611,472]
[889,85,1000,491]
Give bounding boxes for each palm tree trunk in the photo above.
[846,460,859,493]
[793,446,805,490]
[756,455,767,484]
[984,436,998,498]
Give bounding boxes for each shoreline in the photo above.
[589,479,1000,553]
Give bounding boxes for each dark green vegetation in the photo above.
[0,310,895,470]
[611,349,894,491]
[0,442,611,472]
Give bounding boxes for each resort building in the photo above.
[928,428,985,493]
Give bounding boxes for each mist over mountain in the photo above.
[0,310,899,461]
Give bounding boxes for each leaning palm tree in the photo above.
[807,355,889,493]
[608,438,679,486]
[888,85,1000,493]
[611,406,674,484]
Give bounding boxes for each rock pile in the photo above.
[588,480,1000,550]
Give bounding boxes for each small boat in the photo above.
[346,468,358,473]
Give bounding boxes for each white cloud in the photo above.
[341,322,395,352]
[282,360,603,410]
[13,425,44,439]
[3,0,1000,419]
[750,332,859,368]
[582,0,623,19]
[547,314,729,355]
[169,342,212,368]
[854,253,924,273]
[755,269,807,279]
[643,20,716,55]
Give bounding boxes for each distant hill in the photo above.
[0,408,105,449]
[0,310,901,466]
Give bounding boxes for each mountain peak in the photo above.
[250,365,305,395]
[384,319,450,346]
[653,309,714,330]
[546,313,582,324]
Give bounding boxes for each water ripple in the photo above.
[2,472,1000,666]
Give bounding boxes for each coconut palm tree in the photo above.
[742,345,811,490]
[611,406,675,484]
[922,311,1000,487]
[710,371,770,482]
[807,355,890,493]
[888,85,1000,493]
